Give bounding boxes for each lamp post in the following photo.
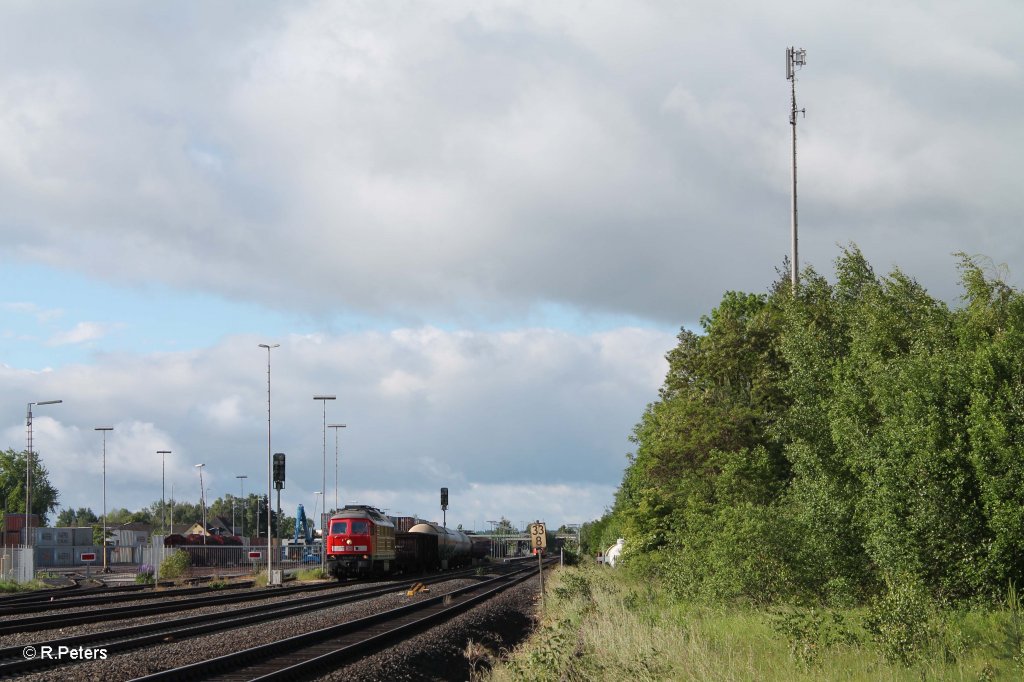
[195,464,206,545]
[95,427,113,571]
[313,395,335,575]
[26,399,62,544]
[328,424,346,512]
[236,475,248,540]
[157,450,171,534]
[259,343,280,585]
[313,491,322,540]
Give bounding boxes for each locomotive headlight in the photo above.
[346,539,352,545]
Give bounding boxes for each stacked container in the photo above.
[390,516,418,533]
[33,527,57,546]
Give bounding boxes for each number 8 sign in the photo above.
[530,522,547,549]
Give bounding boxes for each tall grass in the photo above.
[483,565,1023,681]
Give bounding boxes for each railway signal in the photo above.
[273,453,286,489]
[440,487,448,528]
[530,521,546,609]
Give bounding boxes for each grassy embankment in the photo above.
[482,564,1024,681]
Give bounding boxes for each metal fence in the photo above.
[145,542,324,581]
[9,540,327,583]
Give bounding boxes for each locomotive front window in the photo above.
[352,521,370,534]
[330,521,347,534]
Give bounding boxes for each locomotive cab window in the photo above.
[330,521,347,534]
[352,521,370,534]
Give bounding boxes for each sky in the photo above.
[1,1,1021,532]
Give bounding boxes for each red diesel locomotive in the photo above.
[325,504,474,580]
[325,505,396,577]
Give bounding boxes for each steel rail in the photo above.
[0,581,254,616]
[0,580,338,635]
[0,567,495,677]
[132,558,554,682]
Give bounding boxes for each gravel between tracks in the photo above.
[11,574,540,682]
[0,582,359,648]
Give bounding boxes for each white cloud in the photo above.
[0,1,1018,321]
[0,325,673,526]
[46,321,110,346]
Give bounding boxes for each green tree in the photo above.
[0,448,60,525]
[56,507,98,526]
[605,246,1024,603]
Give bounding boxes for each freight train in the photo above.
[325,504,486,580]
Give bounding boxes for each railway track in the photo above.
[132,557,554,681]
[0,579,338,635]
[0,581,254,616]
[0,565,517,678]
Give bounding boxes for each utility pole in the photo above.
[786,47,807,291]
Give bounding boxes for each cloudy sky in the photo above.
[1,1,1020,532]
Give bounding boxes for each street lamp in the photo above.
[313,395,335,575]
[236,475,248,540]
[328,424,346,512]
[95,427,113,572]
[195,464,206,546]
[157,450,171,534]
[26,399,62,544]
[259,342,280,585]
[312,491,322,537]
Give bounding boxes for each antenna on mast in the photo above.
[786,47,807,292]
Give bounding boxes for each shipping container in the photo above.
[3,513,39,532]
[390,516,418,533]
[34,547,55,567]
[33,528,57,546]
[54,548,73,567]
[54,528,73,545]
[73,527,93,545]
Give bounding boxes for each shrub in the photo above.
[159,550,190,580]
[865,578,935,664]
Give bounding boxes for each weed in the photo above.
[553,572,593,607]
[464,638,495,681]
[1006,581,1024,668]
[296,568,328,581]
[769,607,859,666]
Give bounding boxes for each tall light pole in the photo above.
[259,342,279,585]
[312,491,322,539]
[95,427,113,571]
[236,475,248,540]
[26,399,62,544]
[313,395,335,575]
[786,46,807,291]
[195,464,206,546]
[328,424,346,512]
[157,450,171,534]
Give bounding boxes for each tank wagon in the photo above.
[325,504,474,580]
